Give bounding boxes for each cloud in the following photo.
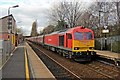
[0,0,56,36]
[0,0,98,36]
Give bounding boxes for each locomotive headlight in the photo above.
[74,47,79,50]
[89,47,94,49]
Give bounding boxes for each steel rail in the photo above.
[29,42,82,80]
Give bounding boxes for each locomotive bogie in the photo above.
[73,52,92,61]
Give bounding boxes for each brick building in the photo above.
[0,14,17,66]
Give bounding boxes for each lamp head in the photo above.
[12,5,19,8]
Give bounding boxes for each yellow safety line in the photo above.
[24,47,30,80]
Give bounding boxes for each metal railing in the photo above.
[95,36,120,53]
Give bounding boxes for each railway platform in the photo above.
[2,43,27,79]
[96,50,120,65]
[1,42,55,79]
[25,42,55,79]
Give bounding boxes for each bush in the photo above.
[112,41,120,53]
[95,40,101,50]
[107,43,111,51]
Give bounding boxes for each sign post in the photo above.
[102,26,109,50]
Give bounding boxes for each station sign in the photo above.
[102,29,109,33]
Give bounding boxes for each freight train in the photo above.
[27,26,96,61]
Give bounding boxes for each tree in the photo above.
[54,19,67,31]
[115,2,120,24]
[42,25,54,34]
[30,21,38,36]
[48,1,83,28]
[16,27,23,34]
[83,2,120,37]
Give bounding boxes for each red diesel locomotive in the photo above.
[27,26,96,61]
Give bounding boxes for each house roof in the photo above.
[0,14,16,22]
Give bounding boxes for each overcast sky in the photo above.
[0,0,58,36]
[0,0,94,36]
[1,0,118,36]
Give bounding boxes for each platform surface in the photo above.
[96,50,120,60]
[2,42,55,79]
[2,43,26,79]
[25,42,55,79]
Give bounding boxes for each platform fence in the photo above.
[0,39,12,68]
[95,35,120,53]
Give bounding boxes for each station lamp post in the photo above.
[99,9,109,50]
[102,26,109,50]
[8,5,19,15]
[8,5,19,33]
[7,5,19,55]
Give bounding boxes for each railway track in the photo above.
[85,61,120,79]
[28,42,81,80]
[96,61,120,73]
[28,41,119,80]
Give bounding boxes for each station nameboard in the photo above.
[102,29,109,33]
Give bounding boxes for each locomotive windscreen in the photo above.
[74,32,92,40]
[85,32,92,39]
[74,32,83,40]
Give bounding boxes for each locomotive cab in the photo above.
[73,31,94,51]
[71,27,96,61]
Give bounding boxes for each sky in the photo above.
[1,0,119,36]
[0,0,96,36]
[0,0,57,36]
